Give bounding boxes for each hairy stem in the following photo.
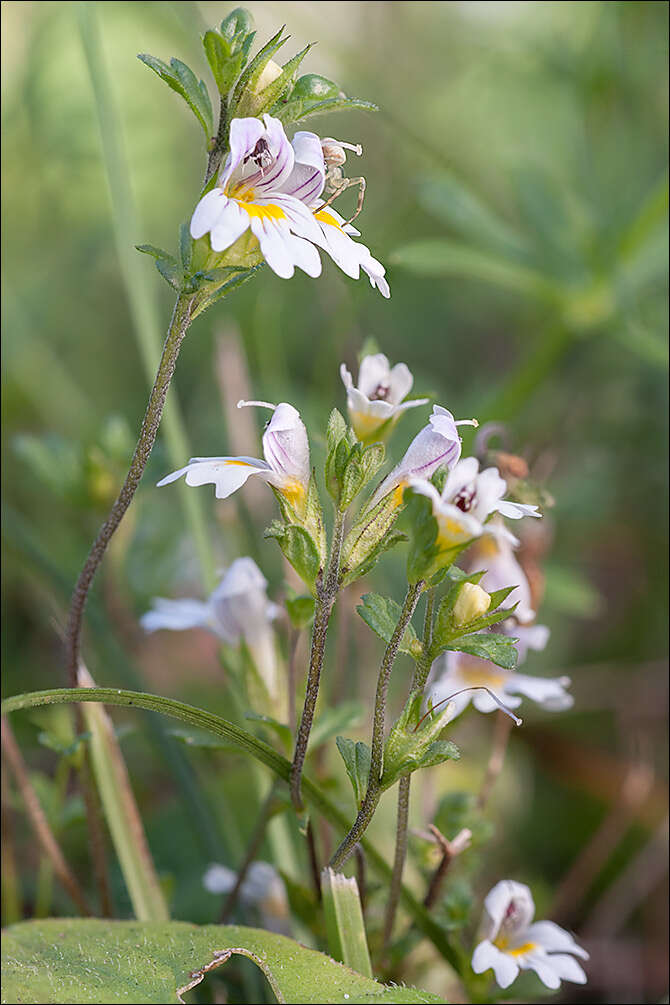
[329,582,424,869]
[382,588,436,947]
[290,509,346,811]
[204,97,229,186]
[65,293,195,686]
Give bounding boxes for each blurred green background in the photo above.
[2,2,668,1003]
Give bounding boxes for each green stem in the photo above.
[382,589,436,948]
[77,1,215,590]
[290,508,346,811]
[65,293,196,687]
[329,582,424,870]
[1,685,463,974]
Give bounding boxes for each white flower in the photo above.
[190,115,389,294]
[340,353,429,442]
[409,457,541,550]
[472,880,588,990]
[471,524,537,624]
[203,861,289,932]
[372,405,476,506]
[141,557,280,700]
[425,628,571,721]
[157,400,310,514]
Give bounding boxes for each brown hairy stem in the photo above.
[65,293,195,686]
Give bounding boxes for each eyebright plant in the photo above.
[2,11,590,1005]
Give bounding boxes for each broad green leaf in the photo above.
[1,687,461,972]
[391,240,558,301]
[448,632,518,670]
[322,869,372,978]
[357,593,421,658]
[1,919,446,1003]
[336,736,371,808]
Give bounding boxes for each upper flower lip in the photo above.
[371,404,466,505]
[472,880,588,990]
[156,400,310,501]
[340,354,429,440]
[189,114,390,294]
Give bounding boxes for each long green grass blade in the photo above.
[2,686,463,974]
[78,670,169,921]
[321,868,372,977]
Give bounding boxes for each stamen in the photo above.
[237,399,277,411]
[332,139,363,156]
[414,687,523,730]
[455,418,479,428]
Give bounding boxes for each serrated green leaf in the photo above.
[339,492,400,582]
[339,530,407,587]
[336,736,371,808]
[1,919,445,1003]
[265,522,321,591]
[220,7,255,45]
[231,26,287,109]
[340,442,385,510]
[356,593,421,658]
[381,692,459,789]
[135,243,175,261]
[154,257,183,291]
[327,408,347,451]
[448,632,518,669]
[251,44,313,115]
[276,95,378,125]
[138,53,213,136]
[178,223,192,271]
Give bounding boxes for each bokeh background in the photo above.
[2,2,668,1003]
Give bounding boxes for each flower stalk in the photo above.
[329,581,424,869]
[290,508,346,810]
[382,588,436,949]
[65,292,195,686]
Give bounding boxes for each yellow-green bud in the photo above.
[255,58,283,92]
[453,583,491,626]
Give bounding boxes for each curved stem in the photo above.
[1,684,464,974]
[65,293,195,686]
[329,582,423,869]
[382,588,436,947]
[290,508,346,811]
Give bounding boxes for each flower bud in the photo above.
[453,583,491,626]
[291,73,341,102]
[255,58,283,92]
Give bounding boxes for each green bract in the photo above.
[381,693,460,790]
